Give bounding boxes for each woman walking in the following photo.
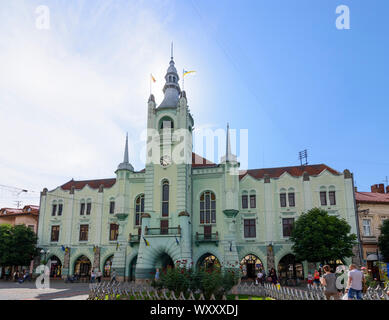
[320,265,339,300]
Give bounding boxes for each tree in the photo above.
[290,208,357,264]
[378,219,389,263]
[0,224,13,266]
[0,224,38,267]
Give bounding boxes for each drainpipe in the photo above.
[351,173,363,266]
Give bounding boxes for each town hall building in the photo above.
[37,55,360,282]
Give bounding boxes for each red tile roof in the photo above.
[60,178,117,191]
[355,192,389,204]
[239,164,340,180]
[192,152,217,168]
[0,205,39,216]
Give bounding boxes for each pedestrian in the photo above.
[320,265,339,300]
[313,269,320,286]
[91,270,96,283]
[257,269,263,286]
[307,272,313,286]
[97,269,102,283]
[346,264,365,300]
[5,268,10,281]
[155,268,160,281]
[110,268,117,283]
[270,268,278,285]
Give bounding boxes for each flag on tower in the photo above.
[183,70,196,77]
[150,74,156,83]
[143,236,150,247]
[175,236,180,245]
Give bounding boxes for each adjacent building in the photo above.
[0,205,39,233]
[37,55,360,282]
[355,184,389,273]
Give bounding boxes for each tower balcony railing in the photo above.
[195,231,219,246]
[128,234,140,247]
[145,226,181,236]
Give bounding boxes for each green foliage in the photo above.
[0,224,38,266]
[290,208,357,264]
[152,265,240,299]
[378,219,389,263]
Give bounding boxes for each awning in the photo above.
[366,253,383,261]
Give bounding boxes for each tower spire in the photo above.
[117,133,134,172]
[221,123,237,163]
[158,48,181,109]
[171,42,174,60]
[123,132,129,163]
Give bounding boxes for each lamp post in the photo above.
[40,249,50,264]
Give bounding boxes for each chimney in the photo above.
[386,185,389,194]
[371,184,385,193]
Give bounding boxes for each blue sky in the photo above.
[0,0,388,206]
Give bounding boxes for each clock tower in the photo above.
[135,54,194,280]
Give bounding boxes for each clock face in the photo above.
[160,155,171,167]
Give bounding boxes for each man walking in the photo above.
[346,264,364,300]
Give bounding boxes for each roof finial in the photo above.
[117,132,134,172]
[124,132,129,163]
[171,42,174,60]
[226,123,231,162]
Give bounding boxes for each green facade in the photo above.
[37,57,360,281]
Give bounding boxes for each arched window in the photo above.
[162,181,169,217]
[86,199,92,215]
[51,200,57,216]
[320,186,327,206]
[241,191,248,209]
[249,190,256,208]
[159,117,174,130]
[80,200,85,216]
[200,191,216,224]
[280,188,287,208]
[288,187,295,207]
[58,200,63,216]
[109,198,115,214]
[329,186,336,205]
[135,194,145,226]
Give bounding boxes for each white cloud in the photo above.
[0,0,178,207]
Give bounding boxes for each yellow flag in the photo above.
[150,74,156,83]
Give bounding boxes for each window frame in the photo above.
[280,193,287,208]
[161,181,169,217]
[249,194,256,209]
[282,218,294,237]
[200,191,216,224]
[109,223,119,241]
[79,224,89,241]
[242,194,248,209]
[288,192,295,207]
[320,191,327,206]
[51,225,60,242]
[329,191,336,206]
[244,219,256,238]
[135,194,145,226]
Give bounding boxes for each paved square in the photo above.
[0,280,90,300]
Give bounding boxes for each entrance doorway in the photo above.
[129,256,137,281]
[103,255,114,277]
[155,253,174,273]
[240,255,263,280]
[197,254,221,271]
[278,254,304,285]
[74,255,92,277]
[49,256,62,278]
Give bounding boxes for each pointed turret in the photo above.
[221,123,237,163]
[117,133,134,172]
[158,48,181,109]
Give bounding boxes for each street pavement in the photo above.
[0,280,90,300]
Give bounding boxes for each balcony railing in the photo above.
[195,231,219,246]
[145,226,181,236]
[128,234,140,247]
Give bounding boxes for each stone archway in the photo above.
[128,255,138,282]
[197,253,221,271]
[74,255,92,277]
[240,254,263,280]
[48,255,62,278]
[278,254,304,284]
[103,255,114,277]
